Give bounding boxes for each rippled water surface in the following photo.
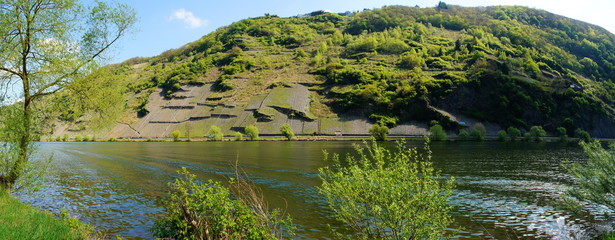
[19,141,609,239]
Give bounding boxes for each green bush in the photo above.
[529,126,546,141]
[62,134,68,142]
[458,129,470,140]
[152,168,294,240]
[575,129,591,143]
[74,135,83,142]
[280,124,294,141]
[562,141,615,212]
[557,127,568,142]
[318,140,454,239]
[171,130,181,142]
[55,136,62,142]
[210,125,223,141]
[429,124,447,141]
[234,132,243,141]
[523,132,532,141]
[497,130,507,141]
[397,51,425,70]
[245,125,259,141]
[470,123,486,141]
[84,135,92,142]
[507,127,521,141]
[146,137,153,142]
[369,124,389,141]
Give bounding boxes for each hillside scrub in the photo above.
[318,140,454,239]
[46,4,615,139]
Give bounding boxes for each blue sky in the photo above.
[108,0,615,64]
[106,0,615,64]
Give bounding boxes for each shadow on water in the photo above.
[18,141,609,239]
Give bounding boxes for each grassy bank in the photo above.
[0,191,94,240]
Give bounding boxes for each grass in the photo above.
[0,191,95,240]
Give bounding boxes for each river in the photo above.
[18,141,610,239]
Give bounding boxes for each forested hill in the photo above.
[49,3,615,139]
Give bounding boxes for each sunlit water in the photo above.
[17,141,611,239]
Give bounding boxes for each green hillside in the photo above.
[48,3,615,139]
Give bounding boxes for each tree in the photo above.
[529,126,546,142]
[458,129,470,140]
[507,127,521,141]
[184,122,193,141]
[497,130,507,141]
[369,124,389,141]
[0,0,136,191]
[557,127,567,142]
[318,140,454,239]
[245,125,259,141]
[576,129,591,143]
[171,130,181,142]
[210,125,223,141]
[429,124,446,141]
[280,123,294,141]
[562,141,615,212]
[470,123,486,141]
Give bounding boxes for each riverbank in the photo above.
[42,134,614,143]
[0,191,95,240]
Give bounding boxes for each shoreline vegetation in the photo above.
[0,191,98,240]
[40,135,613,142]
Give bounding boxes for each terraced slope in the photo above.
[47,4,615,139]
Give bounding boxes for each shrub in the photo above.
[507,127,521,141]
[523,132,532,141]
[575,129,591,143]
[470,123,486,141]
[84,135,92,142]
[55,136,62,142]
[557,127,568,142]
[62,134,68,142]
[245,125,259,141]
[74,135,83,142]
[107,138,117,142]
[234,132,243,141]
[171,130,181,142]
[318,140,454,239]
[146,137,153,142]
[369,124,389,141]
[458,129,470,140]
[152,168,295,240]
[280,124,294,141]
[562,141,615,212]
[429,124,447,141]
[210,125,223,141]
[398,51,425,70]
[497,130,507,141]
[529,126,546,141]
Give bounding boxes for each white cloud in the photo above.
[169,9,208,29]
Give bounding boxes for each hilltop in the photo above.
[45,3,615,139]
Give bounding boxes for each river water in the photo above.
[18,141,610,239]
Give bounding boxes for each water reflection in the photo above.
[18,141,608,239]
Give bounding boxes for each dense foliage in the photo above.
[562,141,615,212]
[318,140,454,239]
[153,168,294,240]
